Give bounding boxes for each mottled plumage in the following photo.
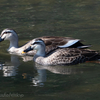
[35,48,99,65]
[23,39,100,65]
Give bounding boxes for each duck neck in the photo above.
[9,38,18,49]
[34,46,46,61]
[37,49,46,57]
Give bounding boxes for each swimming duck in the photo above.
[22,39,100,65]
[0,28,90,55]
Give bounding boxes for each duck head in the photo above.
[0,28,18,42]
[22,39,46,56]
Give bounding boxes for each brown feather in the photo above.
[35,48,100,65]
[35,36,86,54]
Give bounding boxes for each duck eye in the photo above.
[32,42,37,45]
[4,31,11,34]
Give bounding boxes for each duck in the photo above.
[0,28,90,55]
[22,39,100,65]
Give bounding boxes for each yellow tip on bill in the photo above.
[22,51,26,54]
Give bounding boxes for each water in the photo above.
[0,0,100,100]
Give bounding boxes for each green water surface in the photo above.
[0,0,100,100]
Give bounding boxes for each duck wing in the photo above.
[37,36,90,54]
[21,36,90,55]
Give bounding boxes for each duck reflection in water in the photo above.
[0,54,98,87]
[32,63,46,87]
[0,55,46,86]
[32,62,97,86]
[0,55,34,77]
[1,55,20,77]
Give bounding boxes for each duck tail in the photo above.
[69,41,91,49]
[89,52,100,61]
[77,45,91,49]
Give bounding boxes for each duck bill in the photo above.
[23,46,33,53]
[0,37,4,42]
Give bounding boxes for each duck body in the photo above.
[23,39,100,66]
[34,48,99,65]
[0,28,90,55]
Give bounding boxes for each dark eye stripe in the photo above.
[6,32,11,33]
[33,42,40,45]
[32,39,44,45]
[1,32,10,37]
